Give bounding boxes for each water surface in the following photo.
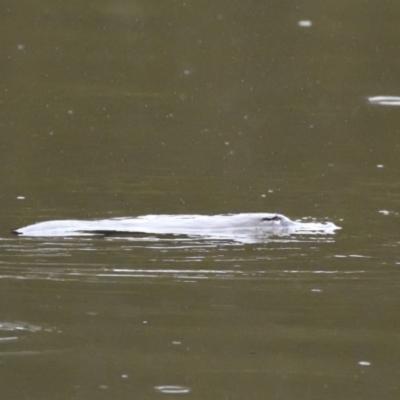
[1,1,400,399]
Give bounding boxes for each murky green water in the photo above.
[1,1,400,399]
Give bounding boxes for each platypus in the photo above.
[13,213,339,238]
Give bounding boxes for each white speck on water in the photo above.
[143,321,148,324]
[17,44,25,50]
[311,289,322,292]
[377,164,384,168]
[298,20,312,27]
[17,196,25,200]
[68,110,74,115]
[172,341,181,345]
[121,374,128,379]
[358,361,371,366]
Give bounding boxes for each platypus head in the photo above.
[261,215,281,222]
[261,214,293,227]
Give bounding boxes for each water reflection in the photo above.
[0,252,367,283]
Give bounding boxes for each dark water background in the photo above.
[1,1,400,399]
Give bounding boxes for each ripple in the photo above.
[0,321,55,346]
[368,96,400,106]
[0,321,43,334]
[154,385,191,394]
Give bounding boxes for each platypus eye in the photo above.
[262,215,281,222]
